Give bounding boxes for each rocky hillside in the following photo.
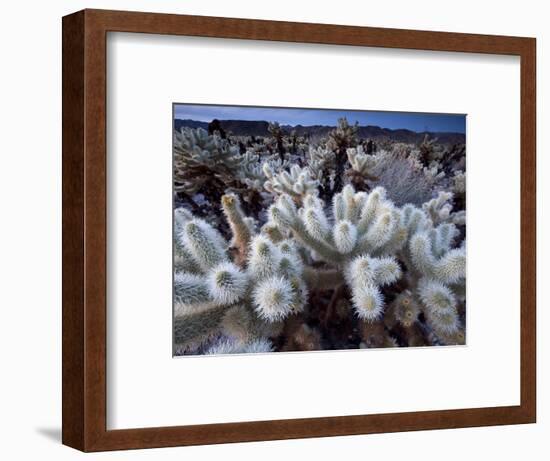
[174,118,465,144]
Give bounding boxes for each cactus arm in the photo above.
[221,193,252,264]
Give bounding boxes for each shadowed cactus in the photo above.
[268,121,286,159]
[173,127,243,195]
[327,118,359,193]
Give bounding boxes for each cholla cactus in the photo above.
[234,151,265,191]
[409,229,465,285]
[327,117,358,153]
[328,118,359,193]
[173,195,307,353]
[176,183,466,351]
[422,191,466,226]
[451,170,466,211]
[345,255,402,320]
[307,146,336,180]
[269,185,405,262]
[268,121,285,158]
[265,182,466,340]
[452,171,466,195]
[173,117,466,353]
[419,134,444,164]
[237,151,291,191]
[173,127,243,194]
[220,193,255,262]
[402,210,466,342]
[174,127,293,222]
[423,160,446,183]
[307,146,337,201]
[204,337,273,355]
[417,278,461,337]
[347,146,377,176]
[346,145,379,186]
[263,163,319,203]
[267,185,403,321]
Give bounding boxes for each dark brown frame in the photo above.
[62,8,536,452]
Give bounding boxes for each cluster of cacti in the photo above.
[307,146,336,177]
[342,138,463,207]
[307,146,337,201]
[174,127,243,194]
[422,191,466,226]
[268,185,465,325]
[327,117,359,153]
[346,145,379,187]
[267,186,403,317]
[263,163,319,203]
[232,151,290,198]
[327,118,359,194]
[418,133,443,163]
[173,194,308,354]
[173,115,466,355]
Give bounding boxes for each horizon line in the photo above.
[174,117,466,135]
[173,103,466,134]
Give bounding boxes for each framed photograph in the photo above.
[62,9,536,451]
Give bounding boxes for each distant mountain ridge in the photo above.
[174,118,465,145]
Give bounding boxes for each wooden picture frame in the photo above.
[62,8,536,452]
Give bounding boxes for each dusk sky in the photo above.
[174,104,466,134]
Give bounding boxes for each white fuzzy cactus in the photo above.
[174,273,211,307]
[265,182,465,339]
[205,337,273,355]
[347,145,377,177]
[237,151,290,191]
[173,194,307,353]
[208,262,248,305]
[263,163,319,202]
[399,203,466,340]
[266,184,403,321]
[269,185,405,263]
[180,218,228,271]
[221,193,254,263]
[173,127,243,194]
[423,191,466,226]
[418,278,461,335]
[253,276,294,321]
[452,171,466,195]
[345,256,401,320]
[175,184,466,350]
[307,146,336,178]
[409,232,465,284]
[173,120,466,353]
